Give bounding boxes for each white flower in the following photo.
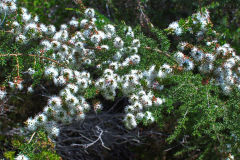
[101,45,109,50]
[26,118,37,131]
[199,63,213,74]
[34,15,39,22]
[204,53,215,62]
[0,89,6,100]
[22,13,31,22]
[114,37,124,48]
[182,59,194,71]
[132,39,140,48]
[60,24,68,30]
[129,54,140,64]
[178,42,187,51]
[69,18,79,27]
[51,40,61,50]
[48,96,62,108]
[91,34,101,44]
[50,126,60,137]
[133,102,143,111]
[153,97,164,106]
[82,102,90,111]
[9,2,17,12]
[161,63,172,74]
[16,34,27,44]
[113,51,122,61]
[65,94,79,106]
[77,78,89,89]
[98,31,107,40]
[15,154,29,160]
[168,21,179,30]
[45,66,59,78]
[124,113,137,129]
[83,29,91,38]
[104,24,115,35]
[9,81,15,88]
[53,75,67,86]
[40,40,52,51]
[129,94,139,104]
[47,25,56,35]
[126,31,134,37]
[27,68,35,75]
[35,113,47,125]
[94,103,103,111]
[174,51,184,63]
[140,95,152,107]
[124,105,135,113]
[85,8,95,18]
[66,83,79,93]
[62,68,74,80]
[27,86,34,93]
[17,83,23,91]
[136,112,144,120]
[39,24,48,33]
[168,21,182,35]
[144,111,154,123]
[12,21,20,28]
[80,19,88,28]
[221,84,231,95]
[194,50,204,62]
[43,105,54,115]
[24,23,38,33]
[76,112,85,121]
[0,3,8,13]
[20,7,27,14]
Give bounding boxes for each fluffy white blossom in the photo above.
[85,8,95,18]
[0,90,6,100]
[15,154,29,160]
[114,37,124,48]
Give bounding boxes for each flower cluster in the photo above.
[167,9,213,37]
[168,9,240,95]
[0,0,169,141]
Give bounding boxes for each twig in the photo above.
[27,132,36,144]
[206,86,210,108]
[71,126,111,150]
[106,0,111,19]
[15,55,20,78]
[0,10,6,27]
[0,53,66,67]
[144,46,177,63]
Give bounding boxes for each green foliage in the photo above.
[17,0,77,26]
[4,151,15,160]
[4,130,61,160]
[1,0,240,159]
[150,71,240,159]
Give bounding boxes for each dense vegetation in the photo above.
[0,0,240,160]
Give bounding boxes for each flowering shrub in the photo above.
[0,0,168,141]
[1,0,240,159]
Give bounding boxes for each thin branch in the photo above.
[15,55,20,78]
[27,132,36,144]
[144,46,177,63]
[71,126,111,150]
[0,53,66,67]
[0,10,6,26]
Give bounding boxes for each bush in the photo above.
[0,0,240,159]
